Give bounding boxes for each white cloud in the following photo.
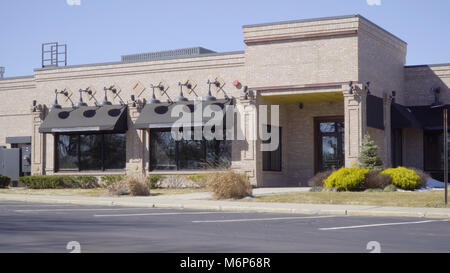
[66,0,81,6]
[366,0,381,6]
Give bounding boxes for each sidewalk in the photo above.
[2,189,450,219]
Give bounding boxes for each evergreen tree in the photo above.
[358,134,383,170]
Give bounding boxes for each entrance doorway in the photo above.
[315,116,345,173]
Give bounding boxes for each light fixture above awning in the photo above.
[135,99,232,129]
[39,105,128,133]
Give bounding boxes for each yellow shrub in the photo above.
[381,167,420,190]
[324,168,369,191]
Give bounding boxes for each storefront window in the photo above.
[56,133,126,171]
[150,129,231,171]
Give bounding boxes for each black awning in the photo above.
[409,105,450,130]
[135,99,232,129]
[39,105,128,133]
[367,94,384,130]
[391,103,422,129]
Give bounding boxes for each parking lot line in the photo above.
[319,219,450,231]
[94,211,240,217]
[192,215,342,223]
[14,208,157,213]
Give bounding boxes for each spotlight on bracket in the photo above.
[175,82,189,102]
[76,89,88,107]
[100,87,113,106]
[365,81,371,95]
[130,95,137,107]
[110,87,125,105]
[243,86,249,100]
[348,81,354,95]
[148,84,161,104]
[50,89,62,109]
[203,80,217,102]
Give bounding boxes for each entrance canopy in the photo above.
[135,99,232,129]
[391,103,450,130]
[39,105,128,133]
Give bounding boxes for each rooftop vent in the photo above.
[121,47,216,63]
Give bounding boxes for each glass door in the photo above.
[315,117,344,172]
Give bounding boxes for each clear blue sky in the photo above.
[1,0,449,77]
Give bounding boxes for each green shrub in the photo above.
[186,174,210,188]
[383,184,398,192]
[358,134,383,170]
[19,175,98,189]
[309,186,323,192]
[324,168,369,191]
[0,175,11,188]
[101,175,125,188]
[147,175,164,189]
[70,176,99,189]
[381,167,420,190]
[363,171,392,189]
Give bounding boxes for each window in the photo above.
[262,126,282,172]
[56,133,126,172]
[150,128,231,171]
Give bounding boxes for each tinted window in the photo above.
[150,128,231,171]
[56,133,126,172]
[56,135,79,171]
[79,134,103,171]
[150,131,177,170]
[104,133,126,170]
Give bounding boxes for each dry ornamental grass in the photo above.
[206,171,252,199]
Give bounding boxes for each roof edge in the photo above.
[34,50,245,72]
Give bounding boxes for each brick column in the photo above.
[231,93,258,186]
[126,103,145,175]
[31,105,47,175]
[343,83,367,167]
[383,92,393,168]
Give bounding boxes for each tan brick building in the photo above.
[1,14,449,186]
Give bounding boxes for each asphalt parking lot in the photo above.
[1,200,450,253]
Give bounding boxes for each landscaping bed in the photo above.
[0,187,207,197]
[242,190,450,208]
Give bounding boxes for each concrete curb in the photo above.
[1,194,450,219]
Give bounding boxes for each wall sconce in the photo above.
[298,103,304,110]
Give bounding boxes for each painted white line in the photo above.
[94,212,240,217]
[319,219,450,231]
[14,208,155,213]
[192,215,342,223]
[1,204,78,207]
